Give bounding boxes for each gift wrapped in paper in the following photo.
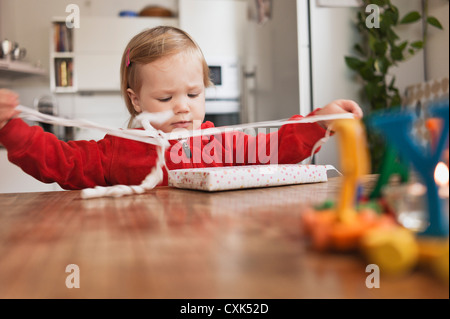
[168,165,333,192]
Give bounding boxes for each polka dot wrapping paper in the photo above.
[168,165,329,192]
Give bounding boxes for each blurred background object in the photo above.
[255,0,272,24]
[118,11,138,17]
[34,95,58,135]
[139,6,174,17]
[1,39,27,60]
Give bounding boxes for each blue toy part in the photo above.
[369,101,449,238]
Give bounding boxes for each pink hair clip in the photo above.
[126,48,131,67]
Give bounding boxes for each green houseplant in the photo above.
[345,0,444,172]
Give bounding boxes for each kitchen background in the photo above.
[0,0,448,193]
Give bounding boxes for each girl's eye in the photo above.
[158,97,172,102]
[188,94,199,98]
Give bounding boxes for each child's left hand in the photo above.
[315,99,363,130]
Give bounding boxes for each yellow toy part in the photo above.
[360,227,419,277]
[417,238,449,283]
[333,119,371,224]
[301,119,378,252]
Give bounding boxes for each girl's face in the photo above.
[127,52,206,133]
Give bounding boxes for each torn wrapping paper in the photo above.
[168,165,334,192]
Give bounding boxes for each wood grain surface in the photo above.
[0,176,448,298]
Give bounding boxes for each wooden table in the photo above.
[0,176,448,299]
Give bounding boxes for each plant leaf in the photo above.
[372,0,387,6]
[345,57,365,70]
[354,44,365,55]
[427,17,443,30]
[391,46,404,61]
[398,41,408,51]
[386,28,399,44]
[390,94,402,108]
[374,41,388,56]
[389,76,396,90]
[411,41,424,49]
[384,9,399,26]
[400,11,421,24]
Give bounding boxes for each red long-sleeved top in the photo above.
[0,113,326,190]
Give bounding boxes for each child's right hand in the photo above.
[0,89,20,130]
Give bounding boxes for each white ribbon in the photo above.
[17,105,354,144]
[80,146,166,199]
[16,105,352,199]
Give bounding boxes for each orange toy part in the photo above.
[302,208,397,252]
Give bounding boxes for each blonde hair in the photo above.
[120,26,213,127]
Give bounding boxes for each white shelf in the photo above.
[51,52,74,58]
[53,86,77,93]
[0,58,46,79]
[50,19,75,92]
[50,16,179,93]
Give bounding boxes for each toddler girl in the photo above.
[0,26,362,190]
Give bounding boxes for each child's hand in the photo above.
[0,89,20,130]
[315,99,363,130]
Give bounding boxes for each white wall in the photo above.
[310,0,426,170]
[179,0,248,60]
[0,0,3,40]
[391,0,427,93]
[308,1,362,170]
[425,0,449,81]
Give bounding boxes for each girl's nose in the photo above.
[173,97,190,114]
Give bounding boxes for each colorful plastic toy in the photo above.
[302,102,450,282]
[301,119,399,252]
[369,102,449,237]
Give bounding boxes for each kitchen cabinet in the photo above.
[179,0,247,59]
[50,16,178,93]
